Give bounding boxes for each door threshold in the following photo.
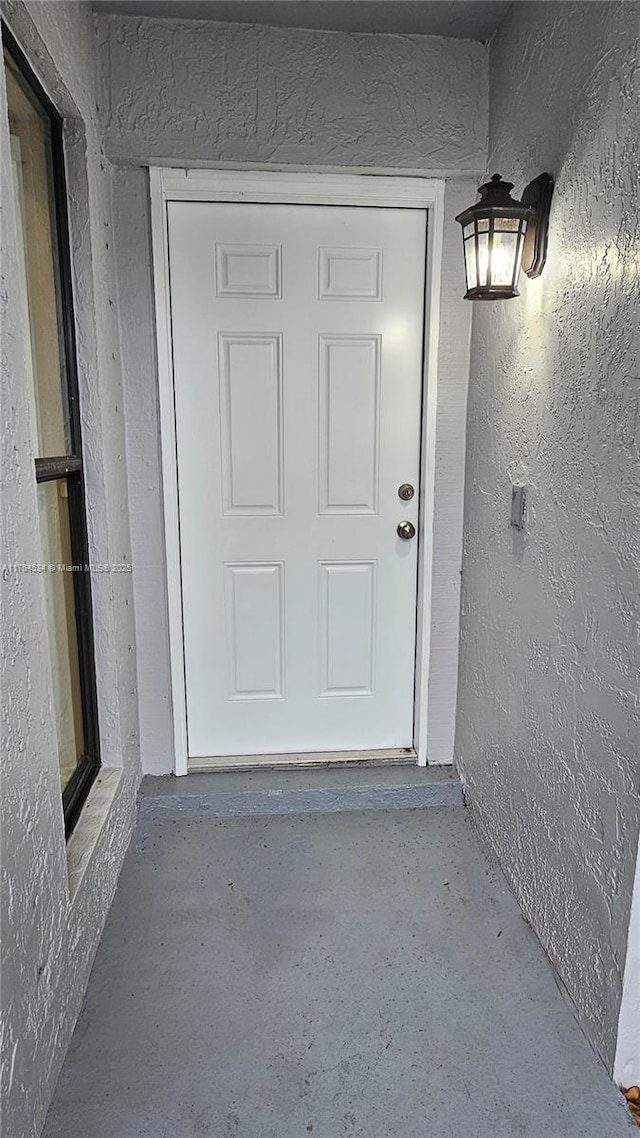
[188,747,417,774]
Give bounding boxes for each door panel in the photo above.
[215,243,282,298]
[318,335,380,514]
[167,201,426,759]
[218,333,283,515]
[318,246,382,300]
[224,562,284,700]
[320,561,376,697]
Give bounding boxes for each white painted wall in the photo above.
[98,12,485,773]
[455,0,640,1070]
[0,4,141,1136]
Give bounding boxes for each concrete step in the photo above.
[139,763,462,820]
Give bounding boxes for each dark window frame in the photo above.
[3,25,101,837]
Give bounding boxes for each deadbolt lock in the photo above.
[397,520,416,541]
[398,483,415,501]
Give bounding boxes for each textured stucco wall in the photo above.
[1,4,141,1136]
[97,15,487,171]
[98,13,484,773]
[615,831,640,1085]
[455,0,640,1069]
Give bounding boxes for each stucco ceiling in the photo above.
[92,1,512,42]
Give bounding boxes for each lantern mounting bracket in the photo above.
[520,173,554,278]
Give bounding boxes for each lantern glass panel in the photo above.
[476,230,490,287]
[515,227,527,274]
[494,216,522,233]
[490,229,520,287]
[464,238,477,290]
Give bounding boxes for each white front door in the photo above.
[167,201,426,761]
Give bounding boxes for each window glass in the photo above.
[5,56,71,457]
[37,480,85,791]
[4,32,100,835]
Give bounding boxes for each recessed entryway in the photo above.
[152,171,446,773]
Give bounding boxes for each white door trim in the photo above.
[614,829,640,1087]
[150,167,445,776]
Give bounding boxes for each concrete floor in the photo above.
[43,798,634,1138]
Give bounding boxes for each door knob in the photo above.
[398,483,415,501]
[397,520,416,540]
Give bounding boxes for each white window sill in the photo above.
[66,767,123,902]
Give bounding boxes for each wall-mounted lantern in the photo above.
[455,172,553,300]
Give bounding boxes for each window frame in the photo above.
[3,25,101,837]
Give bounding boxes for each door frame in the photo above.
[150,167,445,775]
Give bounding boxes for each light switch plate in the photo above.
[511,484,527,529]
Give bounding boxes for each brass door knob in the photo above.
[397,520,416,540]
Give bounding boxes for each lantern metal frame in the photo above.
[455,172,554,300]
